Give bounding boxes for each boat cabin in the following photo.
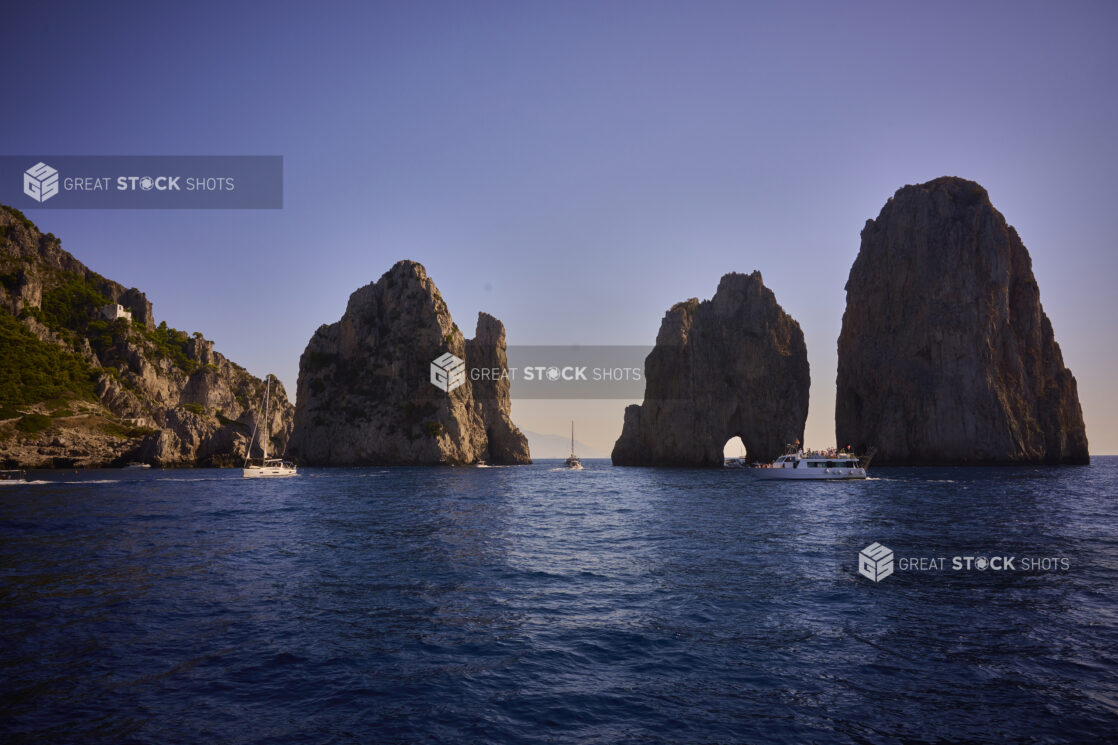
[773,452,860,469]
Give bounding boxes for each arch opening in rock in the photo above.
[722,435,749,465]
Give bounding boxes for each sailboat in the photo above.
[242,375,297,478]
[564,421,583,470]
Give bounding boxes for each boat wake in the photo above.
[58,479,122,485]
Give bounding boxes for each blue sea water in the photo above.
[1,459,1117,744]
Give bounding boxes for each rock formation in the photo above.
[289,260,531,465]
[0,205,293,468]
[836,177,1089,465]
[611,271,809,466]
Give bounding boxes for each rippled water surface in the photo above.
[2,459,1117,743]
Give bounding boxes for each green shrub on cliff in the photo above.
[16,413,52,434]
[40,274,110,335]
[3,205,34,230]
[0,312,98,407]
[141,322,198,373]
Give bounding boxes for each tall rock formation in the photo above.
[836,177,1088,465]
[289,260,531,465]
[611,271,809,466]
[0,205,293,468]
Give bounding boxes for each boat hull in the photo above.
[242,467,298,478]
[754,467,866,480]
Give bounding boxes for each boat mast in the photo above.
[262,376,271,461]
[570,420,575,457]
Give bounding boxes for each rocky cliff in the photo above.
[0,205,293,468]
[611,271,809,466]
[288,260,531,465]
[835,177,1089,465]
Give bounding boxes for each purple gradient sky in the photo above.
[4,1,1117,453]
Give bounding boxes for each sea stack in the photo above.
[611,271,809,466]
[289,260,531,465]
[836,177,1088,465]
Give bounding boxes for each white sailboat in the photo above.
[242,375,297,478]
[564,421,583,470]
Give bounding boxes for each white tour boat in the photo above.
[242,375,297,478]
[754,445,872,480]
[1,469,29,484]
[564,421,583,470]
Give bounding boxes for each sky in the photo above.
[4,0,1117,454]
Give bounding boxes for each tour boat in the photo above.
[1,469,28,484]
[564,421,583,470]
[242,375,297,478]
[754,445,872,480]
[123,462,151,469]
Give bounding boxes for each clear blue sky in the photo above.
[5,0,1117,453]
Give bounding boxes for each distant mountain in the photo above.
[0,204,292,468]
[523,430,610,459]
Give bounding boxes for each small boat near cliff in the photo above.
[754,445,873,480]
[1,469,28,484]
[243,375,297,478]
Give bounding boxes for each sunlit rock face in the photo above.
[836,177,1088,465]
[289,260,530,466]
[0,204,291,468]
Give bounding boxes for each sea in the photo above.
[2,459,1116,744]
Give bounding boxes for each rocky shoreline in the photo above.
[0,206,292,469]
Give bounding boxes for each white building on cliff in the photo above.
[100,303,132,322]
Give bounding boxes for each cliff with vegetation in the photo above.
[836,177,1089,465]
[612,271,809,466]
[0,205,292,468]
[289,260,531,465]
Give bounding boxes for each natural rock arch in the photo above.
[612,271,809,466]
